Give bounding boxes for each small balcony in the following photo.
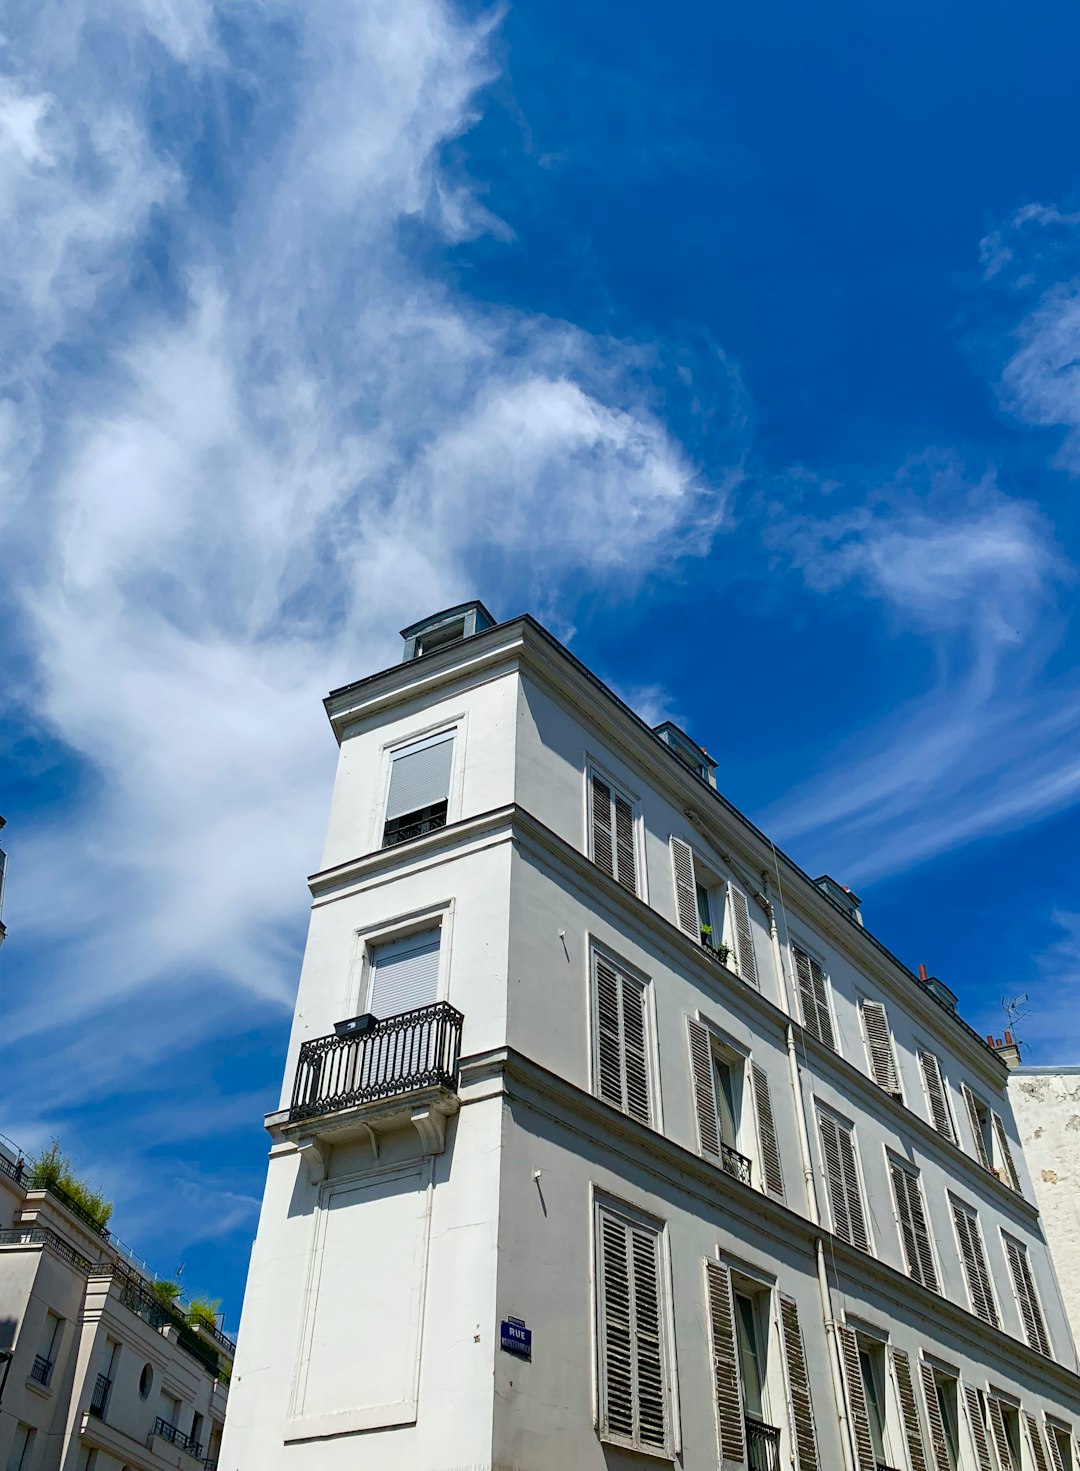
[746,1417,782,1471]
[29,1354,53,1387]
[88,1373,112,1420]
[720,1142,753,1186]
[286,1002,464,1161]
[152,1418,203,1459]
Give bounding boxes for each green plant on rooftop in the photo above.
[28,1139,113,1230]
[151,1280,182,1308]
[186,1296,222,1333]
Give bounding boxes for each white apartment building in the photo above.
[0,1142,231,1471]
[221,602,1080,1471]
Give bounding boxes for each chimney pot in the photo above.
[1004,1029,1013,1044]
[918,964,928,981]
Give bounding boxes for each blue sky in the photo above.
[2,0,1080,1326]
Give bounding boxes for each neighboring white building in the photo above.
[0,1141,231,1471]
[222,603,1080,1471]
[1009,1066,1080,1357]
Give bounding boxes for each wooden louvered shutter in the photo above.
[890,1162,938,1291]
[614,792,637,893]
[891,1348,929,1471]
[992,1113,1021,1192]
[821,1112,869,1250]
[951,1202,998,1326]
[920,1363,953,1471]
[592,775,615,878]
[752,1063,785,1200]
[1046,1424,1070,1471]
[779,1296,818,1471]
[962,1084,992,1170]
[837,1120,870,1252]
[594,957,651,1124]
[597,1208,668,1451]
[794,947,835,1049]
[670,838,699,937]
[919,1051,956,1142]
[728,885,759,986]
[862,1000,901,1097]
[837,1326,876,1471]
[705,1261,745,1465]
[687,1019,721,1163]
[1027,1413,1052,1471]
[987,1397,1017,1471]
[1004,1236,1050,1356]
[965,1387,994,1471]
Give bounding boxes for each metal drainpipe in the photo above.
[763,875,856,1471]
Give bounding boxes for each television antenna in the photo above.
[1001,993,1029,1037]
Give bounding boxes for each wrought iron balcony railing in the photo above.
[88,1373,111,1419]
[382,801,448,849]
[153,1418,203,1458]
[0,1226,93,1274]
[746,1417,782,1471]
[290,1001,464,1123]
[30,1354,53,1387]
[721,1142,753,1186]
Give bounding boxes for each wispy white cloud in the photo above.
[0,0,736,1260]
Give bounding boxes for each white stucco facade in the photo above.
[221,606,1080,1471]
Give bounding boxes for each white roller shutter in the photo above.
[368,928,441,1016]
[385,732,454,820]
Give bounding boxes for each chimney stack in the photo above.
[988,1031,1022,1070]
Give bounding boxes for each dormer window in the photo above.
[415,618,467,657]
[400,601,495,662]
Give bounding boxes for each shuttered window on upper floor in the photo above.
[686,1018,785,1200]
[987,1394,1024,1471]
[860,999,902,1100]
[890,1347,931,1471]
[888,1157,938,1292]
[818,1110,870,1252]
[920,1360,961,1471]
[918,1049,957,1144]
[591,772,638,894]
[593,953,652,1125]
[1047,1420,1077,1471]
[1027,1412,1054,1471]
[382,730,454,847]
[595,1202,670,1454]
[961,1083,993,1173]
[991,1112,1022,1194]
[949,1198,999,1327]
[793,946,836,1050]
[1003,1233,1051,1357]
[669,837,759,985]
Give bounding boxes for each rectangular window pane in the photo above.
[734,1293,765,1420]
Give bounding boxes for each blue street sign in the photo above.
[500,1318,532,1359]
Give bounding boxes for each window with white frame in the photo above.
[986,1393,1023,1471]
[859,998,901,1100]
[888,1156,938,1291]
[1048,1420,1076,1471]
[703,1260,784,1462]
[920,1360,962,1471]
[669,836,759,984]
[792,944,836,1049]
[686,1019,785,1200]
[817,1108,870,1252]
[366,927,442,1017]
[382,730,455,848]
[1002,1232,1051,1356]
[949,1196,998,1327]
[592,951,652,1125]
[594,1200,671,1453]
[837,1325,894,1471]
[590,770,639,894]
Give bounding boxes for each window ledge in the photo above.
[598,1431,677,1463]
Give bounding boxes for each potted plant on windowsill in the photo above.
[699,925,731,967]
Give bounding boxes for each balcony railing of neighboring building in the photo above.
[382,801,448,849]
[0,1226,93,1274]
[29,1355,53,1387]
[153,1418,203,1458]
[720,1142,753,1186]
[88,1373,112,1420]
[0,1150,110,1241]
[289,1001,464,1124]
[746,1417,782,1471]
[0,1152,24,1186]
[101,1265,234,1381]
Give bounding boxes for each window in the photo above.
[792,945,835,1049]
[190,1412,204,1451]
[1002,1234,1051,1356]
[964,1387,995,1471]
[159,1392,181,1429]
[918,1050,957,1144]
[366,927,441,1017]
[961,1084,994,1173]
[590,772,638,893]
[595,1201,670,1453]
[818,1110,870,1252]
[986,1394,1022,1471]
[6,1426,35,1471]
[593,953,652,1125]
[686,1020,784,1198]
[382,730,454,847]
[890,1348,932,1471]
[860,1000,901,1100]
[888,1157,938,1290]
[33,1310,62,1385]
[669,838,758,983]
[949,1197,998,1326]
[415,617,466,657]
[991,1113,1022,1193]
[1048,1422,1075,1471]
[859,1344,889,1465]
[139,1362,154,1399]
[838,1326,892,1471]
[704,1262,781,1463]
[920,1362,961,1471]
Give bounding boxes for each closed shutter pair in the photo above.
[818,1111,870,1252]
[687,1019,784,1200]
[592,774,638,893]
[949,1198,999,1327]
[1003,1234,1051,1356]
[596,1206,668,1451]
[594,956,651,1125]
[889,1159,938,1291]
[860,999,901,1098]
[670,837,758,984]
[837,1327,928,1471]
[792,946,835,1049]
[705,1261,819,1470]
